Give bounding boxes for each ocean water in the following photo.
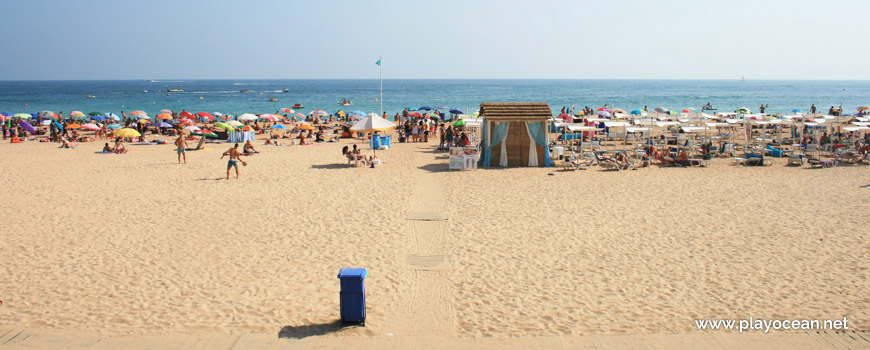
[0,79,868,119]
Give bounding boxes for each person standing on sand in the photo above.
[175,134,188,164]
[221,143,246,180]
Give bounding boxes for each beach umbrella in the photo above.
[178,111,194,118]
[408,112,423,118]
[19,121,36,133]
[350,110,366,117]
[157,113,173,120]
[270,124,287,129]
[350,114,396,133]
[179,119,194,126]
[184,125,201,132]
[215,122,235,131]
[192,130,218,138]
[735,107,751,114]
[335,110,347,117]
[114,128,141,138]
[296,123,315,130]
[107,124,121,129]
[136,114,151,119]
[213,111,224,117]
[311,109,328,116]
[238,113,257,121]
[630,109,645,116]
[160,109,173,114]
[39,111,56,117]
[858,106,870,111]
[654,107,669,114]
[40,120,51,126]
[792,109,803,113]
[293,113,306,120]
[90,115,106,121]
[82,123,100,131]
[129,110,146,116]
[449,109,464,115]
[226,120,243,127]
[280,108,295,113]
[154,122,172,128]
[105,113,119,120]
[597,110,611,117]
[452,120,466,127]
[612,109,626,114]
[435,105,449,110]
[70,111,85,118]
[682,109,693,113]
[1,111,13,116]
[428,114,441,120]
[14,113,31,119]
[418,106,433,111]
[259,114,278,121]
[407,107,418,111]
[241,125,255,132]
[87,111,103,117]
[66,123,82,129]
[196,112,213,119]
[596,107,611,112]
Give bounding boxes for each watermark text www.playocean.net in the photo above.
[695,317,849,333]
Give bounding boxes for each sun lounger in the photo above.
[563,152,593,171]
[787,153,805,166]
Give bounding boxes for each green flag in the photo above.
[375,58,381,66]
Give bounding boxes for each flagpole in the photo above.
[379,56,383,116]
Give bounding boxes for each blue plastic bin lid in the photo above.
[337,268,368,279]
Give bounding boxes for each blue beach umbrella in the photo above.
[407,107,417,111]
[792,109,803,113]
[105,113,119,120]
[1,112,13,117]
[449,109,463,114]
[350,110,366,117]
[154,122,172,128]
[418,106,433,111]
[91,115,106,121]
[53,121,64,131]
[270,124,287,129]
[630,109,644,115]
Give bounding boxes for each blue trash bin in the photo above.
[337,268,367,325]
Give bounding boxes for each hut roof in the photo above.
[479,102,552,121]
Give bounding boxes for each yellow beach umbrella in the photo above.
[114,128,141,138]
[215,122,236,131]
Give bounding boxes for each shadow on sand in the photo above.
[278,320,348,339]
[310,164,354,170]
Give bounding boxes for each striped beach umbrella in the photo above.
[160,109,173,114]
[82,123,100,131]
[129,110,146,115]
[311,110,328,116]
[280,108,295,113]
[70,111,85,118]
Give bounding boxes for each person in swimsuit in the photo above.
[175,134,188,164]
[221,143,246,180]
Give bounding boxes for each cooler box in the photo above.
[337,268,367,324]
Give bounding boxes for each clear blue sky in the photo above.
[1,0,868,80]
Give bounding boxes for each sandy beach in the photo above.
[0,135,867,349]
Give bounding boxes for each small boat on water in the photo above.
[148,80,156,83]
[87,94,95,99]
[266,97,278,102]
[168,86,183,92]
[339,98,353,106]
[283,88,290,93]
[240,89,251,93]
[292,103,304,109]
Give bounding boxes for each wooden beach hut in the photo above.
[479,102,553,167]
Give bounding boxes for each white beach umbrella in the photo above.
[226,120,243,127]
[184,125,201,131]
[351,114,396,133]
[238,113,257,121]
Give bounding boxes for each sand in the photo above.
[0,135,867,349]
